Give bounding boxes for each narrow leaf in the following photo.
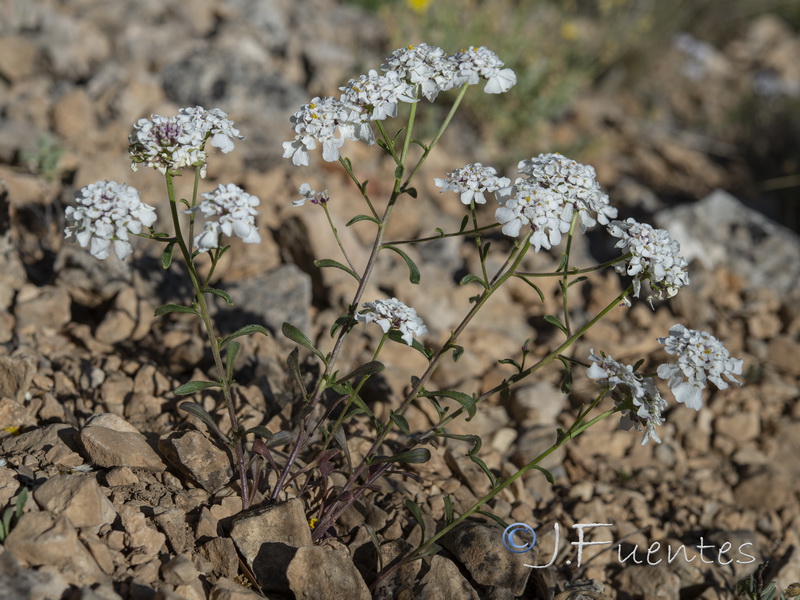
[429,390,477,421]
[346,214,381,226]
[387,329,431,359]
[206,287,234,305]
[174,381,220,395]
[405,187,417,198]
[390,412,410,434]
[364,524,383,571]
[498,358,522,371]
[155,304,197,317]
[459,215,469,232]
[287,348,306,396]
[14,488,27,518]
[372,448,431,465]
[567,275,588,288]
[282,322,326,363]
[481,241,491,260]
[333,426,352,471]
[394,165,404,179]
[219,324,269,349]
[544,314,569,335]
[225,341,240,382]
[459,274,488,289]
[247,426,274,440]
[314,258,360,282]
[476,509,509,529]
[161,242,175,269]
[416,543,442,559]
[336,360,385,384]
[513,275,545,302]
[178,401,228,443]
[2,507,11,538]
[404,499,426,538]
[443,495,454,525]
[265,431,293,449]
[451,345,464,362]
[383,245,421,284]
[533,464,555,485]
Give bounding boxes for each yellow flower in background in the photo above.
[560,21,578,41]
[4,425,20,436]
[406,0,430,14]
[308,518,319,530]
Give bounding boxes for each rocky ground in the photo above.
[1,1,800,599]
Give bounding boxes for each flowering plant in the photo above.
[64,42,742,590]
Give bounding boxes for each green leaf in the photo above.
[155,304,198,317]
[498,358,522,371]
[405,498,426,538]
[219,324,269,349]
[459,215,469,232]
[558,356,573,394]
[394,165,404,179]
[336,361,384,384]
[434,227,444,237]
[161,242,176,269]
[282,322,327,364]
[476,509,510,529]
[440,432,494,486]
[426,390,477,421]
[14,488,26,519]
[443,494,454,525]
[372,448,431,465]
[390,412,410,434]
[459,274,488,290]
[205,287,234,305]
[451,345,464,362]
[533,464,555,485]
[225,341,240,382]
[481,241,491,260]
[383,245,420,284]
[174,381,221,395]
[416,543,442,559]
[348,394,375,420]
[247,426,275,440]
[330,314,355,338]
[544,314,569,335]
[346,214,381,226]
[364,524,383,571]
[314,259,360,282]
[1,507,11,539]
[567,275,589,288]
[287,348,306,396]
[405,187,417,198]
[178,401,228,443]
[512,275,545,302]
[264,431,293,448]
[333,426,352,471]
[386,329,431,359]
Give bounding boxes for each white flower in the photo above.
[293,183,329,207]
[517,153,617,232]
[282,96,355,166]
[452,46,517,93]
[129,106,243,176]
[382,43,458,101]
[434,163,510,205]
[588,350,667,445]
[340,69,417,122]
[607,218,690,305]
[356,298,427,346]
[190,184,260,252]
[495,179,572,251]
[657,324,743,410]
[64,180,156,261]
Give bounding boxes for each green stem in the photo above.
[165,173,250,510]
[323,203,358,274]
[470,201,489,286]
[384,223,500,246]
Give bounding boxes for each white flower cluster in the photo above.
[383,43,457,101]
[190,184,261,253]
[64,180,157,261]
[293,183,330,207]
[434,163,510,205]
[495,180,573,252]
[657,324,743,410]
[129,106,243,177]
[356,298,427,346]
[607,218,690,305]
[587,350,667,445]
[284,44,516,166]
[518,153,617,232]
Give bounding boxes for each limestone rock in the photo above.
[286,545,371,600]
[33,473,117,529]
[158,430,232,494]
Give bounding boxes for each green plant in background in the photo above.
[62,43,745,590]
[736,562,800,600]
[21,135,65,182]
[0,488,28,543]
